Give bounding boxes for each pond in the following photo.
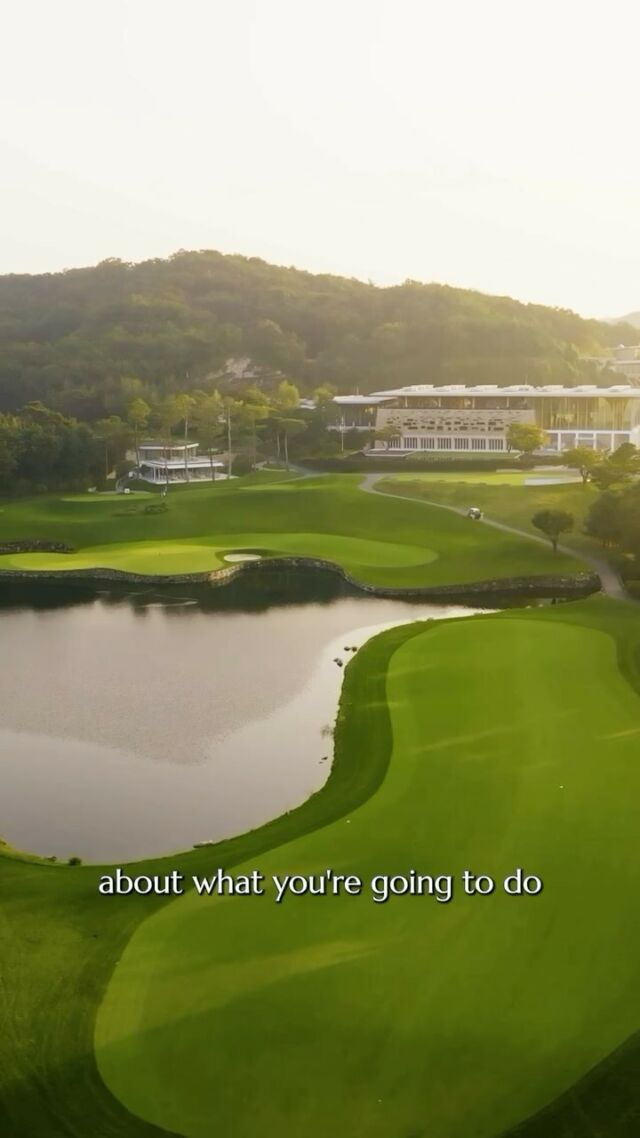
[0,571,491,863]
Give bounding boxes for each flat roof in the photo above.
[333,395,391,406]
[334,384,640,401]
[139,441,199,450]
[141,457,223,468]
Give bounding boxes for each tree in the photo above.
[313,384,338,425]
[506,422,547,456]
[278,417,307,468]
[274,380,300,414]
[127,398,151,467]
[157,396,183,492]
[223,397,245,479]
[265,414,284,462]
[172,393,196,482]
[584,490,623,548]
[582,442,638,491]
[0,415,19,490]
[94,416,130,482]
[532,508,574,552]
[313,383,337,405]
[563,445,602,485]
[239,389,270,469]
[610,442,640,473]
[583,482,640,565]
[193,391,224,481]
[590,462,630,491]
[587,442,640,490]
[374,424,400,451]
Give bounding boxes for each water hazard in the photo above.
[0,572,490,861]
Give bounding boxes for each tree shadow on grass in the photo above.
[0,1051,179,1138]
[502,1027,640,1138]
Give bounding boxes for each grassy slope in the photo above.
[0,475,584,585]
[380,473,599,556]
[94,598,640,1138]
[376,470,582,486]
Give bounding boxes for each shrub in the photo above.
[231,454,254,476]
[67,856,82,866]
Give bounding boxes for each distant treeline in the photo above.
[0,250,634,419]
[0,381,333,495]
[0,404,102,494]
[576,444,640,587]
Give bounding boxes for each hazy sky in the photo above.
[2,0,639,316]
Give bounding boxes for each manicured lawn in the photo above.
[380,469,580,485]
[0,474,585,585]
[380,473,599,554]
[0,533,438,575]
[3,599,640,1135]
[94,598,640,1138]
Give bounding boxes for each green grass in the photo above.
[0,474,585,585]
[380,474,599,555]
[3,599,640,1135]
[94,598,640,1137]
[0,621,425,1138]
[380,470,581,485]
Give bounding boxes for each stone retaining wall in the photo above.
[0,540,75,554]
[0,553,602,600]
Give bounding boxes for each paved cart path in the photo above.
[359,473,627,601]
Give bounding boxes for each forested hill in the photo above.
[613,311,640,329]
[0,250,636,419]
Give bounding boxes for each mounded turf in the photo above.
[92,598,640,1138]
[0,474,584,584]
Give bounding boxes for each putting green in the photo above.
[0,533,438,575]
[0,474,584,585]
[95,602,640,1138]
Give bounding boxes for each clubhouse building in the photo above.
[136,442,224,484]
[332,384,640,456]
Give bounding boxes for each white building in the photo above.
[136,442,224,484]
[333,384,640,455]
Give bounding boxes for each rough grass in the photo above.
[0,474,585,585]
[380,474,600,555]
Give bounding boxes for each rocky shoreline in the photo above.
[0,540,75,554]
[0,553,602,600]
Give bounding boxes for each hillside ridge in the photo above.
[1,249,637,417]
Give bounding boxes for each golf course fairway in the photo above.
[0,475,584,586]
[94,597,640,1138]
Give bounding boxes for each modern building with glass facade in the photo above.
[332,384,640,455]
[136,442,224,483]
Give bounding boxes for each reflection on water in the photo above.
[0,572,491,862]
